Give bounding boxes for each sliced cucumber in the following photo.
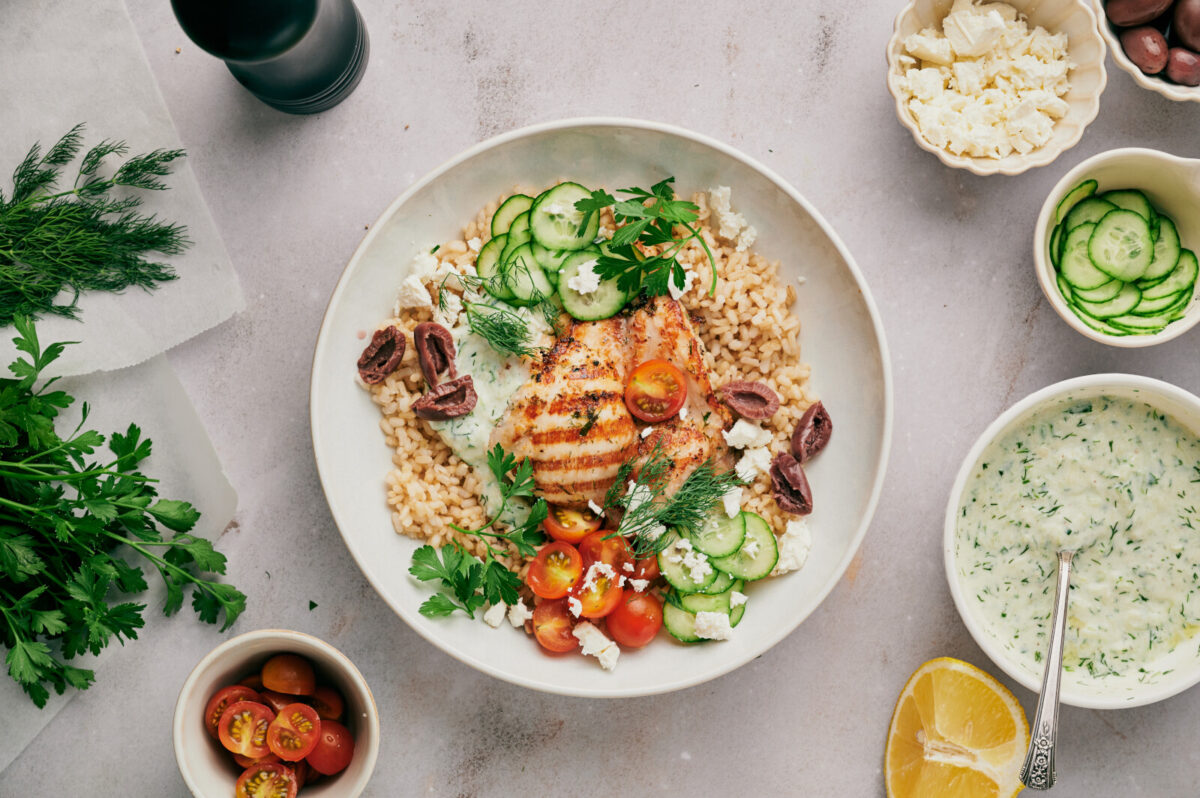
[1142,216,1181,283]
[710,512,778,581]
[1071,280,1122,302]
[491,194,533,237]
[1074,283,1141,319]
[475,235,513,301]
[662,601,701,643]
[692,569,735,595]
[1059,223,1110,290]
[658,537,718,593]
[681,580,745,613]
[1131,290,1186,316]
[1069,304,1132,336]
[731,601,746,628]
[1108,312,1172,333]
[531,241,571,286]
[499,212,532,265]
[1056,273,1073,302]
[689,511,746,558]
[1088,209,1154,282]
[1100,189,1155,221]
[558,250,628,321]
[529,182,600,251]
[1064,197,1116,231]
[503,244,555,306]
[1055,179,1098,225]
[1049,223,1064,269]
[1142,249,1198,301]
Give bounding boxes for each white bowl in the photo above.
[886,0,1107,175]
[1034,147,1200,346]
[944,374,1200,709]
[173,629,379,797]
[1092,0,1200,103]
[310,117,893,698]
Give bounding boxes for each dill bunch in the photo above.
[0,124,191,326]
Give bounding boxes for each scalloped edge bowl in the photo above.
[886,0,1107,176]
[1091,0,1200,103]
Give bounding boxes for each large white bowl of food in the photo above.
[945,373,1200,709]
[310,118,892,697]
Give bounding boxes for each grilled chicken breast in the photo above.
[628,295,733,493]
[490,317,637,508]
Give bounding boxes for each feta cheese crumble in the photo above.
[567,596,583,617]
[667,267,697,301]
[587,499,605,517]
[433,290,463,327]
[630,578,650,592]
[581,561,616,592]
[566,258,601,295]
[666,538,712,583]
[625,480,654,515]
[678,404,689,422]
[742,536,761,558]
[735,446,773,482]
[730,591,748,608]
[395,274,433,309]
[722,486,744,519]
[467,237,482,253]
[708,186,758,251]
[771,518,812,576]
[507,599,533,628]
[723,419,773,449]
[694,611,734,641]
[641,426,654,439]
[573,621,620,671]
[483,602,508,628]
[896,0,1072,159]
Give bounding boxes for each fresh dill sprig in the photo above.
[463,302,538,357]
[0,124,191,326]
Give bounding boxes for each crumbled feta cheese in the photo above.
[581,562,616,592]
[666,537,712,583]
[904,29,954,65]
[943,6,1006,57]
[396,274,433,309]
[730,591,748,608]
[643,522,667,542]
[722,486,743,519]
[707,186,757,251]
[694,611,734,641]
[467,237,482,252]
[543,201,575,218]
[667,267,697,301]
[507,599,533,628]
[567,596,583,617]
[723,419,773,450]
[409,251,440,282]
[630,578,650,592]
[622,561,634,574]
[679,404,689,421]
[742,536,761,558]
[587,499,605,517]
[625,481,653,515]
[573,621,620,671]
[483,602,508,628]
[566,258,601,295]
[597,224,614,240]
[771,518,812,576]
[641,426,654,439]
[433,290,463,327]
[735,446,773,482]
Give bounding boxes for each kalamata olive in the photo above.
[413,322,457,387]
[412,375,478,420]
[357,326,405,385]
[1175,0,1200,52]
[1167,47,1200,85]
[719,381,781,419]
[790,401,832,463]
[1105,0,1173,27]
[769,453,813,515]
[1121,26,1169,74]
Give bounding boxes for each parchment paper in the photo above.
[0,0,244,376]
[0,353,238,772]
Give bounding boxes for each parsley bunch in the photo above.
[575,177,719,299]
[0,318,244,707]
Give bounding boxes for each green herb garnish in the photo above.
[0,124,190,327]
[0,318,244,707]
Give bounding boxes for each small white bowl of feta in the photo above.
[886,0,1107,175]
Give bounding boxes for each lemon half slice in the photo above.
[885,657,1031,798]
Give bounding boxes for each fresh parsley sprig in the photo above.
[0,317,244,707]
[576,177,719,300]
[409,543,523,619]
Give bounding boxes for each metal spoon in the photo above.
[1019,549,1074,790]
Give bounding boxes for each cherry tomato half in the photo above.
[632,555,660,582]
[532,598,579,653]
[204,685,262,739]
[526,542,583,599]
[218,701,275,759]
[235,761,298,798]
[239,673,264,691]
[578,531,634,576]
[233,752,281,769]
[606,590,663,648]
[261,654,316,696]
[543,504,602,544]
[569,559,625,619]
[267,703,322,762]
[309,686,344,721]
[306,719,356,776]
[625,359,688,423]
[258,690,295,715]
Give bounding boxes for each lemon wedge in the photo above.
[885,657,1030,798]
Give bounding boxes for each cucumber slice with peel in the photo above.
[1100,189,1154,221]
[689,511,746,558]
[710,512,778,581]
[658,536,718,593]
[662,601,702,643]
[1088,209,1154,282]
[558,250,628,321]
[1064,197,1116,231]
[1055,179,1097,225]
[503,244,555,306]
[529,182,600,251]
[491,194,533,237]
[1071,280,1122,302]
[475,234,513,301]
[1142,216,1181,283]
[1074,283,1141,319]
[1142,250,1198,301]
[1059,223,1109,290]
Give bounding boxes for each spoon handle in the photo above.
[1020,549,1074,790]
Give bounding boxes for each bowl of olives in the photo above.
[1095,0,1200,100]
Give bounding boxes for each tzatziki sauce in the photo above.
[956,395,1200,681]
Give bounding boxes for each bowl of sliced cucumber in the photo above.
[1036,147,1200,346]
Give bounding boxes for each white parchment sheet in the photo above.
[0,0,244,376]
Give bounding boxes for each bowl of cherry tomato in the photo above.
[173,629,379,798]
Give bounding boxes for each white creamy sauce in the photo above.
[427,307,532,526]
[956,395,1200,680]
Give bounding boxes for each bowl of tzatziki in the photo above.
[945,373,1200,709]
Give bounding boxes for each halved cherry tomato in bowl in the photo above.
[266,703,321,762]
[218,701,275,759]
[526,542,583,599]
[531,598,579,653]
[543,504,602,543]
[261,654,316,696]
[632,555,660,582]
[257,689,295,715]
[233,752,281,769]
[306,719,356,776]
[204,685,262,739]
[309,685,344,721]
[625,359,688,423]
[578,531,634,576]
[569,547,626,619]
[606,590,663,648]
[235,761,298,798]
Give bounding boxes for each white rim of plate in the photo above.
[309,116,894,698]
[943,373,1200,709]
